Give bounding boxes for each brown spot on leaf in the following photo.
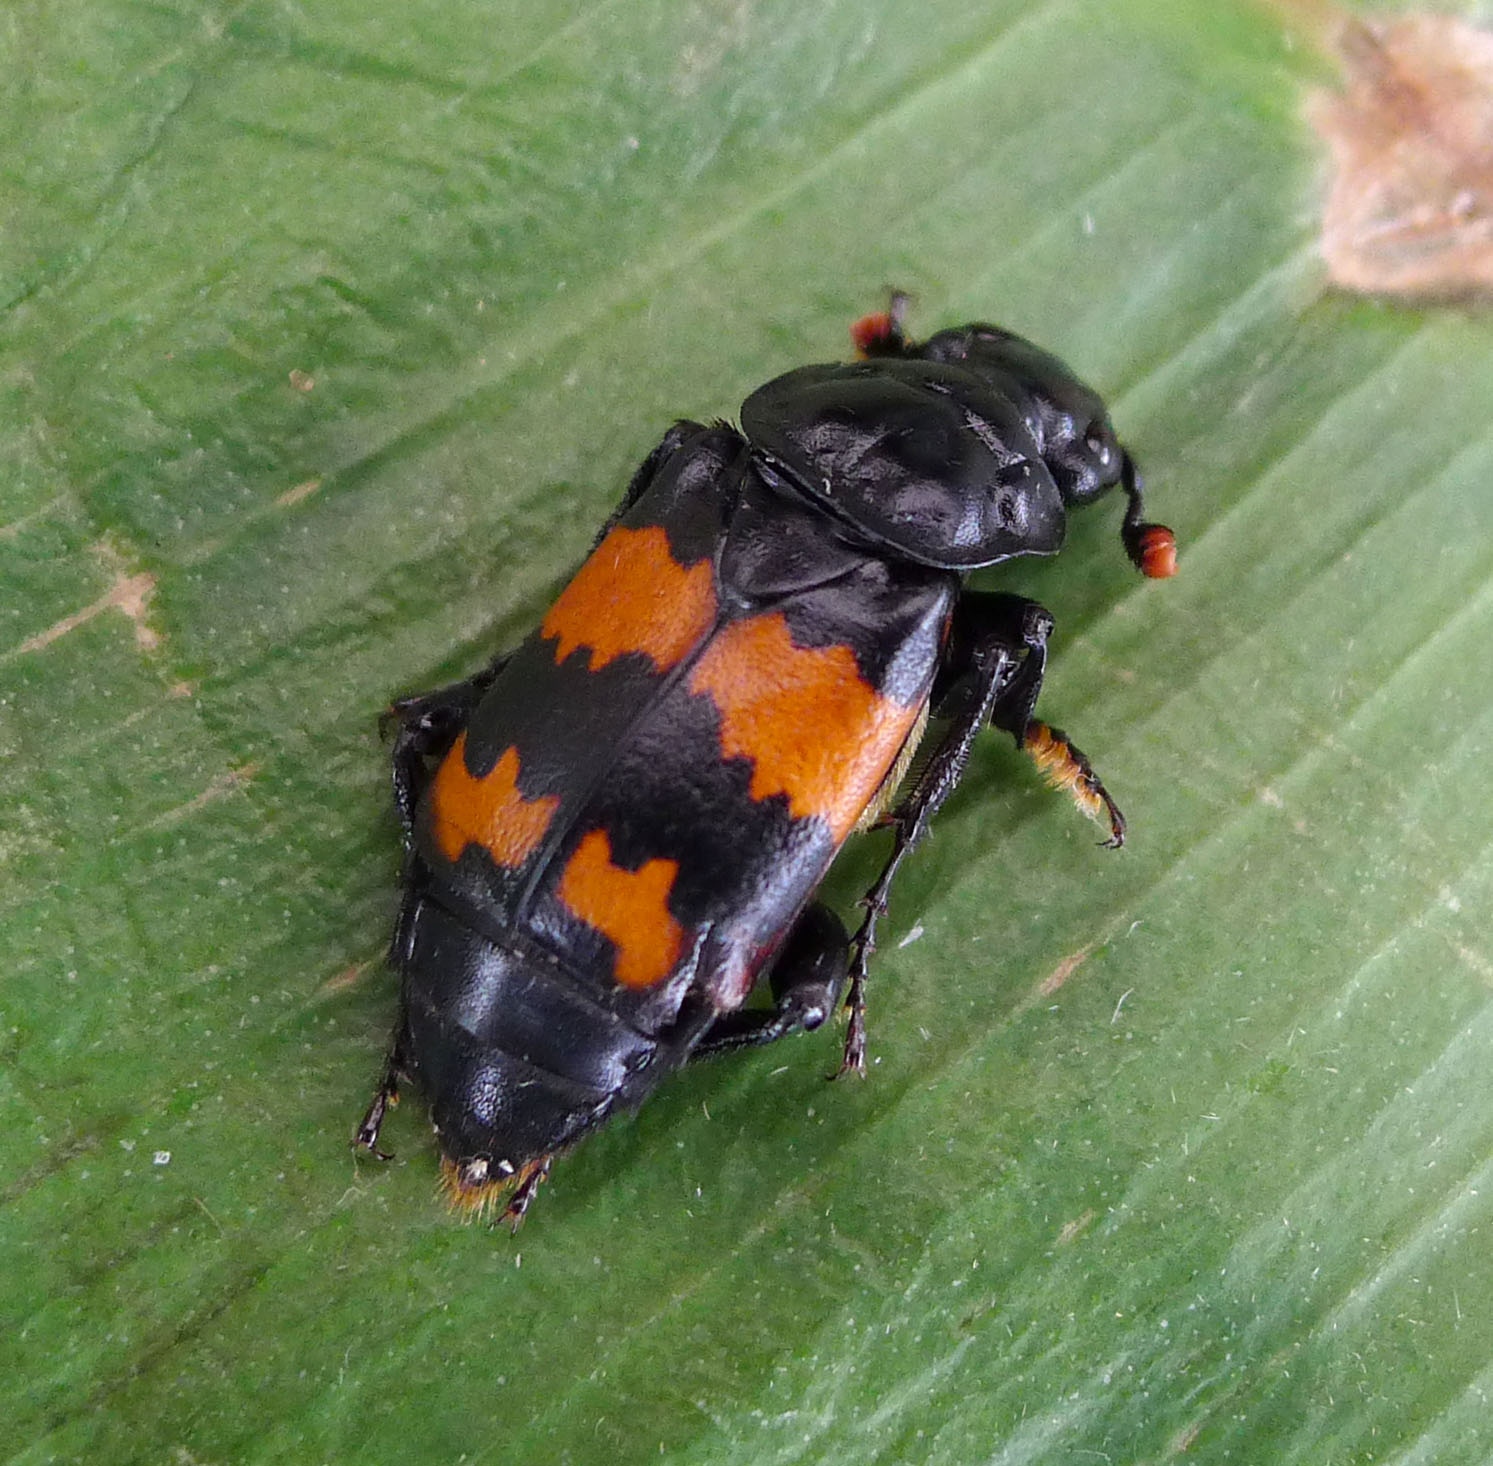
[275,477,322,507]
[142,762,260,831]
[1170,1419,1203,1454]
[6,542,161,661]
[320,961,373,995]
[1056,1209,1096,1245]
[1310,13,1493,300]
[1039,945,1092,997]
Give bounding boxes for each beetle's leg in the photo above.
[502,1155,553,1234]
[837,591,1131,1075]
[352,1064,399,1161]
[836,597,1125,1077]
[353,1018,412,1161]
[1018,721,1126,849]
[385,658,510,843]
[963,595,1127,849]
[690,904,850,1059]
[836,599,1035,1076]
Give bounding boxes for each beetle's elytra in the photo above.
[355,299,1175,1228]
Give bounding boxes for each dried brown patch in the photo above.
[1039,945,1092,997]
[7,541,161,661]
[319,961,373,996]
[275,477,323,507]
[1056,1208,1096,1245]
[143,762,261,830]
[1170,1419,1203,1454]
[1309,12,1493,300]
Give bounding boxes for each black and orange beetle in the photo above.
[355,299,1175,1226]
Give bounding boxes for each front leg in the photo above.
[839,591,1124,1076]
[945,594,1125,846]
[837,594,1028,1075]
[1019,721,1125,848]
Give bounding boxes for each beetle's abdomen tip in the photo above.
[438,1153,516,1221]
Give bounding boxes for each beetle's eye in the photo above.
[1084,426,1116,469]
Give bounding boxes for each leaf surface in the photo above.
[4,2,1493,1462]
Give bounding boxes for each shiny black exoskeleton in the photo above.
[354,300,1175,1227]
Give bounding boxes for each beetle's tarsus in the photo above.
[1022,720,1127,847]
[833,592,1057,1080]
[353,1068,401,1161]
[502,1156,553,1233]
[836,898,885,1079]
[837,977,870,1078]
[1098,787,1127,849]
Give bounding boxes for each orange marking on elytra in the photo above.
[428,735,559,867]
[541,525,716,672]
[558,830,685,990]
[688,612,923,844]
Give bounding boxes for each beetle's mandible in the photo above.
[354,299,1176,1227]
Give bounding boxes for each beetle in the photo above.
[354,298,1175,1227]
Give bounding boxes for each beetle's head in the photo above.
[915,323,1176,577]
[741,357,1068,571]
[916,324,1120,504]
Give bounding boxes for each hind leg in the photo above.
[690,904,850,1059]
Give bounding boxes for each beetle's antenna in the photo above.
[1118,452,1177,579]
[851,290,913,358]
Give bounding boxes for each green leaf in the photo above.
[5,1,1492,1462]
